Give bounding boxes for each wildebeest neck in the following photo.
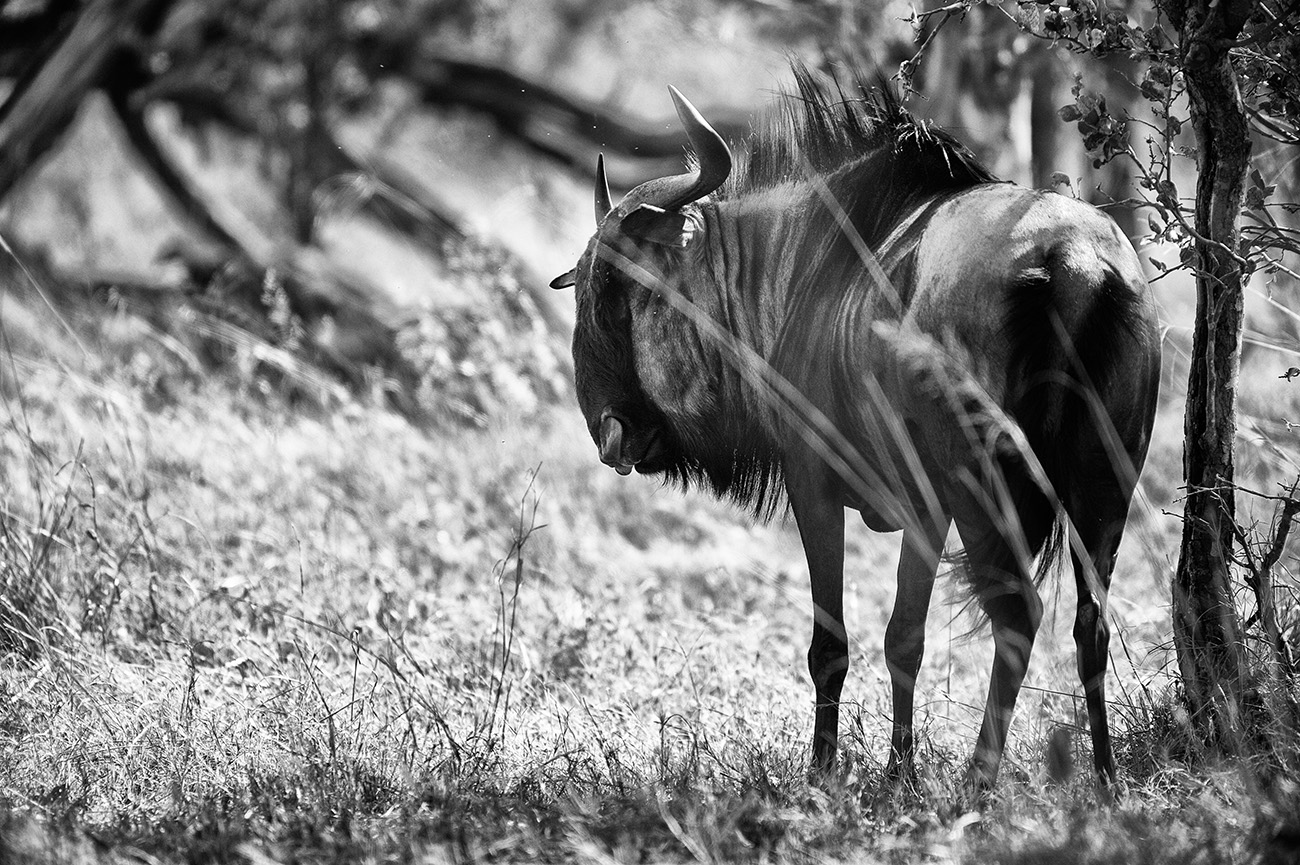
[700,190,815,362]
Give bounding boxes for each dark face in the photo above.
[551,86,733,477]
[568,218,713,477]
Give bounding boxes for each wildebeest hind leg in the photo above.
[786,460,848,776]
[1069,478,1133,790]
[884,515,951,783]
[951,476,1051,794]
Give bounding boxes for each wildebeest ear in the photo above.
[621,204,695,247]
[549,269,576,289]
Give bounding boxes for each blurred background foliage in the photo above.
[1,0,1229,427]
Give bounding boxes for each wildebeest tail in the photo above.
[1002,257,1147,584]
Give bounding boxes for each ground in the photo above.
[3,237,1300,864]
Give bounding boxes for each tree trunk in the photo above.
[1163,0,1254,745]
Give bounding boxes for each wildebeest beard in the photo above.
[657,406,785,521]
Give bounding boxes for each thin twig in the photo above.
[896,0,974,96]
[1218,0,1300,47]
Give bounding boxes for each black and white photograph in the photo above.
[1,0,1298,861]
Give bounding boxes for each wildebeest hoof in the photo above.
[959,763,996,808]
[884,755,919,790]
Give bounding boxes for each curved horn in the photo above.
[594,153,612,224]
[627,87,732,213]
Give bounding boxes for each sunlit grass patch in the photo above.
[2,272,1300,863]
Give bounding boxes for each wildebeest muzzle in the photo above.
[596,409,664,476]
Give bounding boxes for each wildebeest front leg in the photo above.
[786,463,847,774]
[884,516,950,782]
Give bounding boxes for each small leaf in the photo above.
[1144,27,1171,50]
[1148,64,1172,86]
[1058,104,1083,122]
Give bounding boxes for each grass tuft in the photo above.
[4,250,1300,862]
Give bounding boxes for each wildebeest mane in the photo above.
[646,65,1001,520]
[720,64,997,228]
[694,66,997,517]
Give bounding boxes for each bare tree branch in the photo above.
[107,85,245,252]
[0,0,79,78]
[357,52,752,186]
[0,0,176,201]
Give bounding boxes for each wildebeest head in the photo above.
[551,89,733,478]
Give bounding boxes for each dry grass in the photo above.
[2,254,1299,864]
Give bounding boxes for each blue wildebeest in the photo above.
[550,68,1160,792]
